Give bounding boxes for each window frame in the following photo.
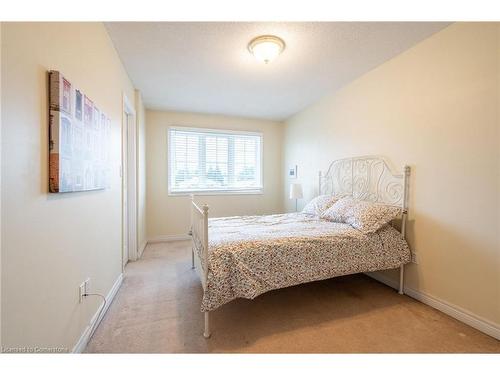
[167,126,264,196]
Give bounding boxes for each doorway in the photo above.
[122,94,138,268]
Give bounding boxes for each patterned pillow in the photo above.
[302,195,344,216]
[321,197,401,234]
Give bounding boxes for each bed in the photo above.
[190,155,411,338]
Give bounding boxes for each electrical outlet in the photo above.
[411,252,419,264]
[79,282,86,303]
[84,278,91,295]
[79,278,91,303]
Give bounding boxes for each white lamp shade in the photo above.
[289,183,303,200]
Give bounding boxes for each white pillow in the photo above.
[302,195,344,216]
[321,197,401,234]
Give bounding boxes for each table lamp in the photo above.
[289,183,303,212]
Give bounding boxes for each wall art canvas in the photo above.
[49,70,111,193]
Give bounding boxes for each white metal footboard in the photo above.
[189,195,211,338]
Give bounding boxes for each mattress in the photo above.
[201,212,411,312]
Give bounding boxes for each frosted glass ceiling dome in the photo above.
[247,35,286,64]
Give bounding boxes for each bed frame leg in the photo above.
[398,265,404,295]
[203,312,211,338]
[191,248,195,269]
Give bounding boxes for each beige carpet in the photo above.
[86,241,500,353]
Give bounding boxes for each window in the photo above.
[168,127,263,194]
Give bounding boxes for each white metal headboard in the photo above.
[318,156,411,236]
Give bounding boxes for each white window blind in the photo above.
[168,127,263,194]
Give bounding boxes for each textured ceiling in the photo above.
[106,22,450,121]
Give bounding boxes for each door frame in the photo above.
[122,93,138,268]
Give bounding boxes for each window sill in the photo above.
[168,189,264,197]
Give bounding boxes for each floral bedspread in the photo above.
[200,213,410,312]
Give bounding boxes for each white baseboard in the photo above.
[138,240,148,258]
[366,271,500,340]
[72,273,124,353]
[148,234,191,243]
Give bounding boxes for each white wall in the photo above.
[283,23,500,326]
[1,23,135,350]
[146,110,284,238]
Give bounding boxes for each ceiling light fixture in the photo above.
[247,35,286,64]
